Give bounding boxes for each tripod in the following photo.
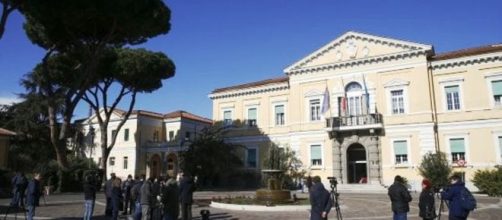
[436,191,448,220]
[3,205,27,220]
[329,183,343,220]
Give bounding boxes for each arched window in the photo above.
[345,82,363,116]
[345,82,363,92]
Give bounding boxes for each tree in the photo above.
[82,47,175,181]
[0,0,21,40]
[418,152,452,191]
[19,0,172,170]
[180,125,243,187]
[263,143,304,189]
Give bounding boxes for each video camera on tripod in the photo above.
[326,177,342,220]
[327,176,338,189]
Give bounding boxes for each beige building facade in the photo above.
[210,32,502,190]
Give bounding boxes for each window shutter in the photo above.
[275,105,284,114]
[310,145,322,159]
[393,141,407,155]
[248,108,257,119]
[445,85,459,94]
[450,138,465,153]
[492,80,502,96]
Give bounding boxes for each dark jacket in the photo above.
[104,178,114,198]
[179,176,196,204]
[131,180,143,203]
[122,179,133,200]
[161,179,180,219]
[11,174,28,193]
[83,182,97,200]
[388,181,412,213]
[309,182,332,220]
[111,186,122,210]
[140,180,153,206]
[419,188,436,219]
[441,181,470,218]
[26,178,41,206]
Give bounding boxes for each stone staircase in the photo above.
[334,183,388,193]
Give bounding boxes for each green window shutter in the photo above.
[275,105,284,114]
[248,108,257,119]
[492,80,502,96]
[393,140,407,155]
[224,111,231,120]
[450,138,465,153]
[311,145,322,160]
[445,85,459,94]
[498,136,502,156]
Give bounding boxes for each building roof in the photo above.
[211,76,289,94]
[0,128,16,136]
[431,43,502,61]
[112,108,164,119]
[164,110,213,124]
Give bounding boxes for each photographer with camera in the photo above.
[388,175,412,220]
[309,176,333,220]
[440,174,475,220]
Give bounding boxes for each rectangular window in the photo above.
[275,105,285,126]
[498,136,502,162]
[185,131,191,139]
[450,138,465,163]
[123,156,128,169]
[124,128,129,141]
[247,148,257,168]
[445,85,461,110]
[391,90,405,114]
[310,145,322,166]
[247,108,257,126]
[109,157,115,166]
[492,80,502,106]
[223,110,232,125]
[153,130,159,142]
[393,140,408,164]
[169,131,174,141]
[310,99,321,121]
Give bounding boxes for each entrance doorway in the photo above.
[166,153,178,177]
[150,154,161,178]
[347,143,368,183]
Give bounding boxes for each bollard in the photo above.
[200,209,210,220]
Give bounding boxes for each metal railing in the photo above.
[326,113,383,129]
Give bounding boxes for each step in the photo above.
[334,184,387,193]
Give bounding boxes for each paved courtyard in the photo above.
[1,191,501,220]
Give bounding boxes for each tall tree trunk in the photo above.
[100,125,109,183]
[48,105,69,170]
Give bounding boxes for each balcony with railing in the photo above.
[326,113,383,132]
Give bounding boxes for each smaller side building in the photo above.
[82,109,212,180]
[0,128,16,169]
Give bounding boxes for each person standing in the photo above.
[161,177,179,220]
[388,175,412,220]
[309,176,332,220]
[418,179,436,220]
[441,174,473,220]
[10,172,28,208]
[25,173,42,220]
[83,174,97,220]
[122,174,134,215]
[132,175,145,220]
[111,178,123,220]
[104,173,116,217]
[179,172,196,220]
[141,177,154,220]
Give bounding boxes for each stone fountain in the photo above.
[255,144,291,202]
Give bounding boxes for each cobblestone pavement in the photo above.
[1,191,501,220]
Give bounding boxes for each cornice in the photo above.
[431,52,502,70]
[209,83,290,100]
[286,49,429,76]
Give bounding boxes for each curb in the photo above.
[210,201,310,212]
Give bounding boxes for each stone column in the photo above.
[332,139,343,182]
[366,136,381,184]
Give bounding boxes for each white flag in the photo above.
[321,87,330,115]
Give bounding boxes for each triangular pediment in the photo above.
[284,31,432,73]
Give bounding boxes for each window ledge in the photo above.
[310,166,323,170]
[393,164,412,168]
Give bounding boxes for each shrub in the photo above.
[472,167,502,197]
[418,152,452,191]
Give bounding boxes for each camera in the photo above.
[327,176,338,187]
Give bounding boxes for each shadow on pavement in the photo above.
[192,212,236,220]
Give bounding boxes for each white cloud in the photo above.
[0,96,23,106]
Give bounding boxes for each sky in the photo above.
[0,0,501,120]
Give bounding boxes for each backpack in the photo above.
[460,187,476,211]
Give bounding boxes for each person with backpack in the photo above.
[388,175,412,220]
[441,174,476,220]
[309,176,332,220]
[418,179,436,220]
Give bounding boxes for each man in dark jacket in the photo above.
[104,173,116,216]
[441,175,471,220]
[309,176,332,220]
[10,172,28,208]
[83,174,97,220]
[131,175,144,220]
[26,173,42,220]
[140,177,154,220]
[122,174,134,215]
[388,175,412,220]
[179,172,196,220]
[161,177,180,220]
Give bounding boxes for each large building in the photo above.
[0,128,16,169]
[209,31,502,190]
[83,109,212,179]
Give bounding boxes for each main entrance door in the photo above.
[347,143,368,183]
[150,154,161,178]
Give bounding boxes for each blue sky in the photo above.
[0,0,501,119]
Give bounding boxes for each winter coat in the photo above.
[441,182,470,218]
[11,174,28,193]
[26,179,41,206]
[388,181,412,213]
[122,179,134,200]
[161,179,180,219]
[83,182,97,200]
[179,176,196,204]
[104,178,113,198]
[111,186,122,210]
[309,182,332,220]
[131,180,143,203]
[419,188,436,219]
[140,180,153,206]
